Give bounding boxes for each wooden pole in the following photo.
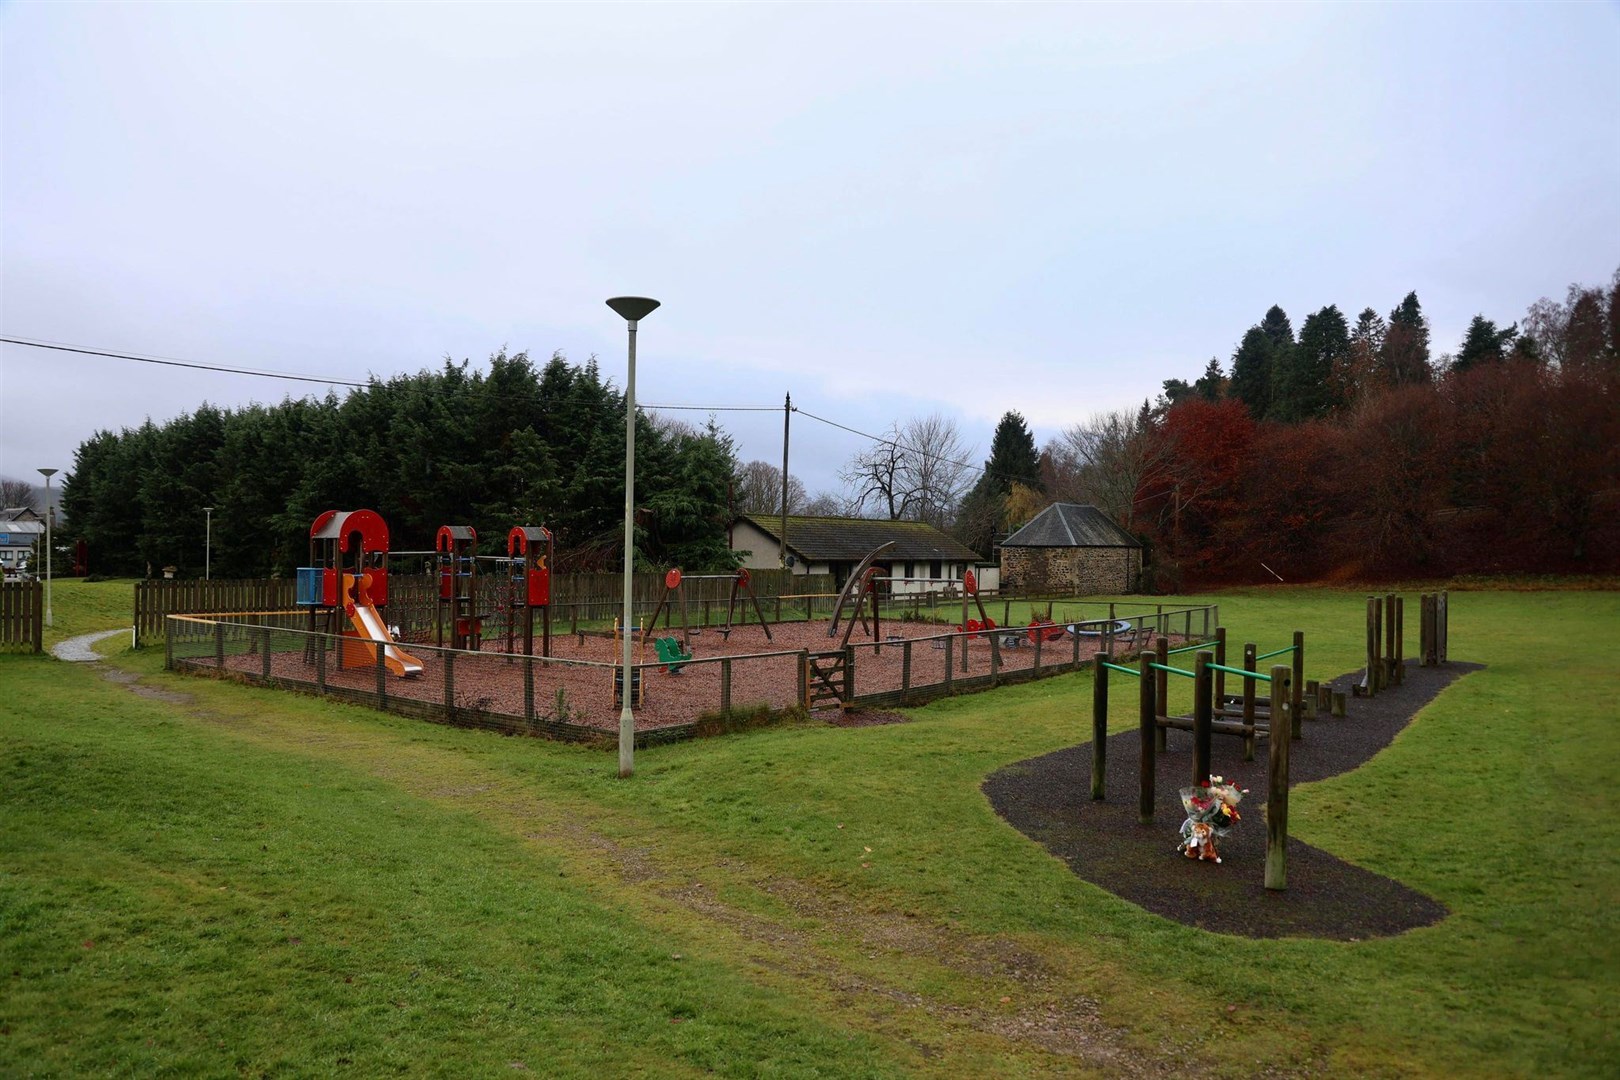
[1154,636,1169,752]
[1291,630,1305,740]
[1393,596,1404,685]
[1384,592,1397,687]
[1192,650,1213,787]
[1213,626,1227,706]
[1138,651,1156,823]
[1242,642,1257,762]
[1091,653,1108,800]
[1265,663,1292,891]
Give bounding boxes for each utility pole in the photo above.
[780,392,792,570]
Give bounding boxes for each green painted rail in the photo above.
[1205,662,1273,682]
[1100,662,1140,677]
[1168,640,1217,655]
[1256,644,1297,661]
[1148,662,1196,679]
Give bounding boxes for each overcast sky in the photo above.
[3,2,1616,503]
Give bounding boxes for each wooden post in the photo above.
[944,636,954,695]
[524,654,535,725]
[798,650,809,709]
[1091,653,1108,800]
[1384,592,1397,686]
[988,630,1001,688]
[214,622,225,669]
[261,626,272,680]
[1154,636,1169,752]
[165,615,175,670]
[1265,664,1292,891]
[1393,596,1405,685]
[843,645,854,709]
[1138,651,1156,824]
[316,632,327,694]
[901,640,912,704]
[375,640,388,709]
[721,658,732,713]
[1213,626,1227,707]
[1364,596,1378,693]
[1291,630,1305,740]
[1242,643,1257,762]
[1331,690,1347,718]
[1372,597,1385,693]
[444,649,456,720]
[1438,590,1448,663]
[1033,630,1042,678]
[1303,680,1319,720]
[1192,651,1213,787]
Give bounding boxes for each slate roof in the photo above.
[735,515,984,563]
[999,503,1140,548]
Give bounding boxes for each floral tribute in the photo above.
[1177,776,1247,864]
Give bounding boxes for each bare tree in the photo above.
[733,460,807,515]
[840,413,974,526]
[1054,406,1169,529]
[801,490,850,516]
[0,477,38,511]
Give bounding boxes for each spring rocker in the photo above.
[436,525,480,650]
[505,526,554,657]
[299,509,423,677]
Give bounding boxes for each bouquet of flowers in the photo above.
[1177,776,1247,864]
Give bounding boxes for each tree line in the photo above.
[54,271,1618,585]
[61,352,740,577]
[1043,270,1620,584]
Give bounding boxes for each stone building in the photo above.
[998,503,1142,594]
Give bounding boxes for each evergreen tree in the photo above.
[1380,291,1432,385]
[1274,305,1350,421]
[954,411,1042,556]
[1452,315,1518,373]
[1193,357,1225,401]
[1228,326,1273,419]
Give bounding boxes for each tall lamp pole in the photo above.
[606,296,660,779]
[37,468,57,627]
[203,506,214,580]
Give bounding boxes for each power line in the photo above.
[1,336,372,387]
[795,406,1046,489]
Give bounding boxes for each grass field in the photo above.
[3,579,1617,1077]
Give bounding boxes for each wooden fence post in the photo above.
[444,649,456,720]
[1213,626,1227,706]
[164,615,174,670]
[843,645,854,708]
[376,641,388,709]
[316,632,327,693]
[1265,664,1292,891]
[1138,651,1156,824]
[944,636,954,694]
[214,622,225,669]
[261,626,272,680]
[901,641,912,704]
[1438,590,1448,663]
[524,654,535,726]
[720,658,732,714]
[1384,592,1397,686]
[1092,653,1107,800]
[798,650,809,709]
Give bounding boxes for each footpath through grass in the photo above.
[2,580,1616,1077]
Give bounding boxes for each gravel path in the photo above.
[984,659,1482,940]
[51,628,129,662]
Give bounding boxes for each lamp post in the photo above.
[606,296,660,779]
[203,506,214,580]
[37,468,56,627]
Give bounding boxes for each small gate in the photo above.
[804,649,849,711]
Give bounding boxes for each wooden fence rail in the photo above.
[0,580,44,653]
[134,570,838,646]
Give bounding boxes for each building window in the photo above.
[930,560,941,579]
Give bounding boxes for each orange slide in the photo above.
[342,573,424,677]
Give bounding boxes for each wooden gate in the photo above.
[804,649,849,711]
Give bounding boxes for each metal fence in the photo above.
[163,601,1218,746]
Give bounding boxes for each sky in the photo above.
[2,2,1617,506]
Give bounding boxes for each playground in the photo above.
[167,508,1218,738]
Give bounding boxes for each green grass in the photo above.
[4,580,1617,1077]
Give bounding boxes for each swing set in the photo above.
[642,567,773,645]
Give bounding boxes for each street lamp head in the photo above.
[38,467,57,479]
[606,296,660,323]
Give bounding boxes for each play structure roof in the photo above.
[735,515,985,564]
[999,503,1140,548]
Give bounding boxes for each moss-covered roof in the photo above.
[735,515,984,563]
[1000,503,1140,548]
